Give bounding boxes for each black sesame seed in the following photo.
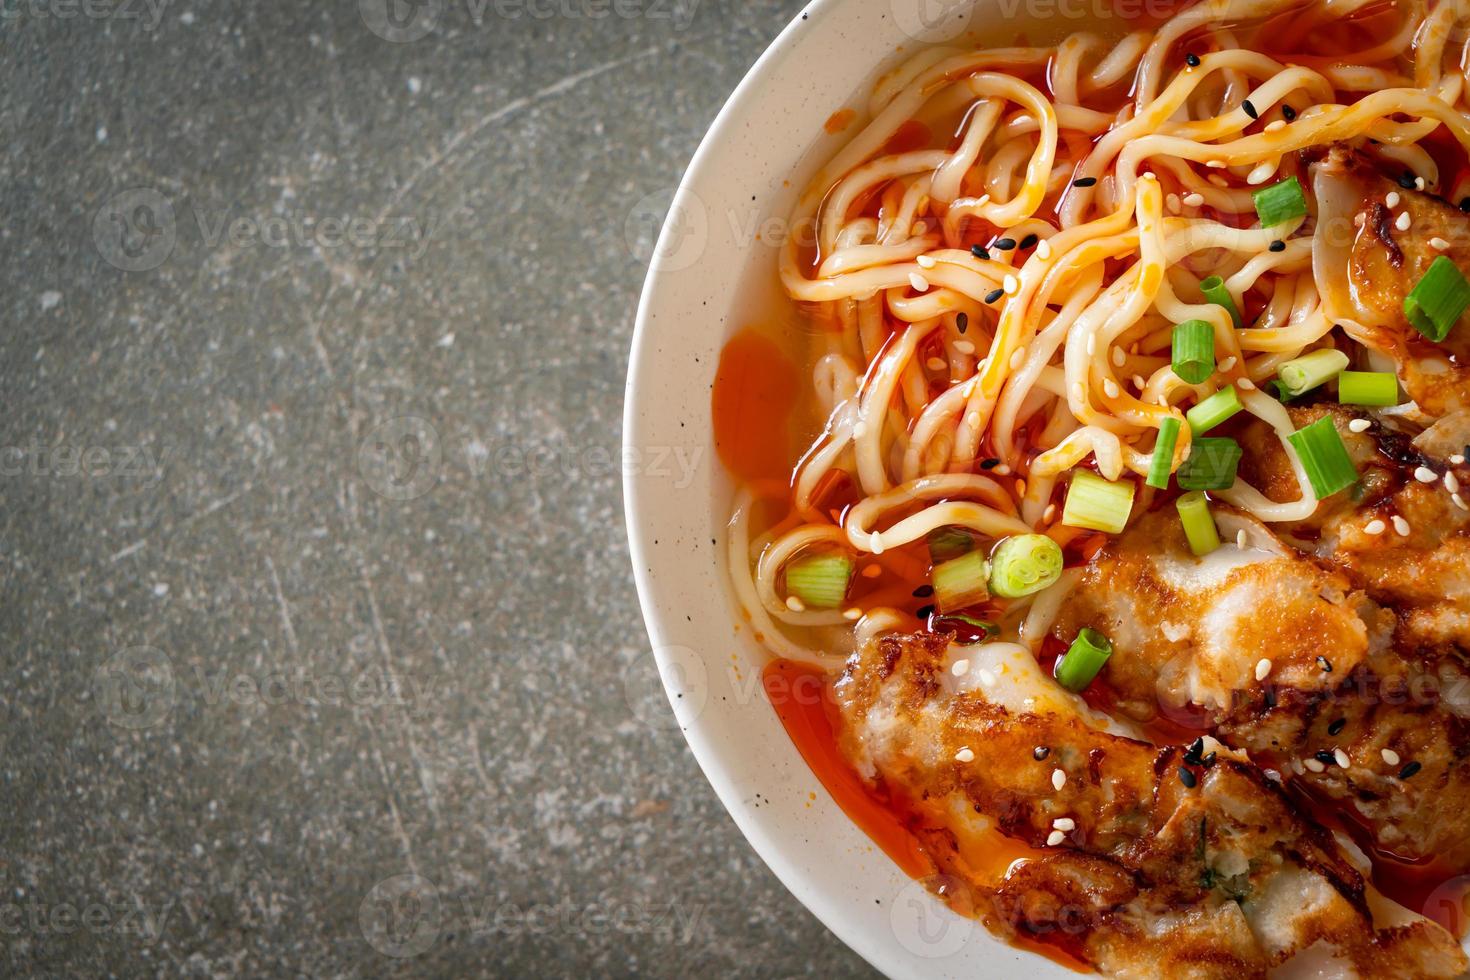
[994,238,1017,250]
[1019,233,1039,250]
[1242,99,1258,120]
[1072,176,1098,188]
[1315,749,1337,766]
[1327,717,1346,736]
[1399,760,1422,779]
[1179,766,1198,787]
[1263,687,1278,708]
[1317,656,1333,672]
[1033,745,1051,761]
[1184,737,1205,765]
[985,288,1004,304]
[1200,752,1217,767]
[915,604,935,620]
[956,312,969,334]
[980,457,1001,470]
[912,585,934,598]
[1185,52,1201,68]
[1399,171,1418,190]
[970,244,990,260]
[1269,240,1286,252]
[1281,105,1297,121]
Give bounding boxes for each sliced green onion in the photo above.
[1186,385,1243,434]
[1337,370,1399,407]
[987,534,1063,599]
[927,526,976,563]
[1146,417,1181,489]
[932,551,990,612]
[1055,628,1113,692]
[1267,378,1300,403]
[946,613,1000,636]
[1177,437,1243,491]
[1061,471,1136,534]
[1199,275,1242,328]
[1286,416,1358,499]
[1277,348,1349,397]
[785,554,853,609]
[1175,490,1221,556]
[1404,255,1470,342]
[1253,175,1307,228]
[1172,319,1216,384]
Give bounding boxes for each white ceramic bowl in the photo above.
[623,1,1073,975]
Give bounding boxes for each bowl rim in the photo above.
[621,1,902,972]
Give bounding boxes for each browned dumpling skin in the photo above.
[833,632,1468,979]
[1313,148,1470,418]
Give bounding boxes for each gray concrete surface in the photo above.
[0,0,873,974]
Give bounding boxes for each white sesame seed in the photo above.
[1036,239,1052,259]
[1086,335,1096,356]
[965,412,980,428]
[1305,757,1326,773]
[1290,758,1305,775]
[951,659,970,677]
[1385,192,1401,208]
[1206,159,1226,168]
[1003,274,1019,295]
[977,668,997,687]
[1452,454,1465,465]
[1112,347,1126,367]
[1255,658,1272,681]
[1454,493,1468,510]
[916,254,936,269]
[1046,830,1066,846]
[1043,503,1057,523]
[1348,418,1371,433]
[1416,177,1427,190]
[1364,519,1386,535]
[1265,120,1286,132]
[1053,817,1075,831]
[956,747,975,762]
[1010,348,1025,370]
[994,463,1012,476]
[786,595,806,612]
[1354,211,1366,227]
[1238,378,1256,390]
[1445,472,1460,493]
[1396,211,1412,232]
[843,607,862,620]
[1167,193,1181,214]
[1218,356,1237,372]
[1334,748,1351,769]
[909,272,929,292]
[1052,769,1067,791]
[1103,379,1121,398]
[954,341,974,355]
[871,531,886,553]
[1431,236,1452,251]
[1236,529,1248,549]
[1247,162,1276,185]
[1132,375,1147,390]
[1184,192,1205,207]
[927,357,948,372]
[1392,515,1411,536]
[1414,465,1438,483]
[1382,748,1400,766]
